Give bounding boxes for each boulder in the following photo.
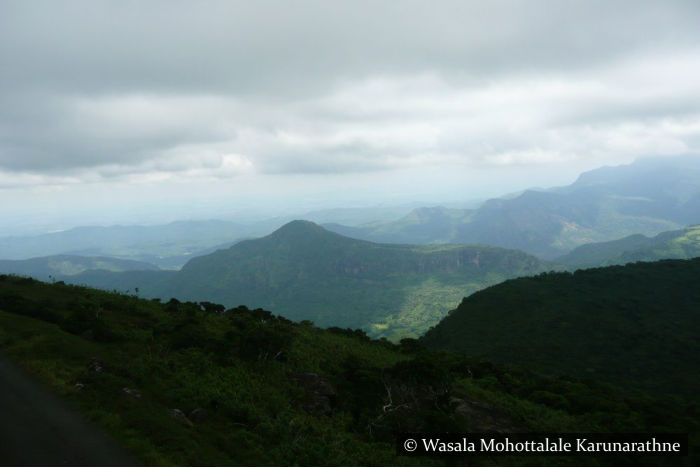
[170,409,193,426]
[122,387,142,399]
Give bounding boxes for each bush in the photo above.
[238,323,293,361]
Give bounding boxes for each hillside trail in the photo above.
[0,354,140,467]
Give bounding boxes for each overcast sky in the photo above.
[2,0,700,234]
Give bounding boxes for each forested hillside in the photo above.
[422,258,700,397]
[558,225,700,268]
[151,220,552,338]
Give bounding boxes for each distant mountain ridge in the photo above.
[0,221,554,338]
[325,156,700,258]
[0,206,419,268]
[0,220,254,269]
[0,255,160,282]
[4,156,698,264]
[557,225,700,268]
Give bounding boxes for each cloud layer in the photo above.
[1,0,699,190]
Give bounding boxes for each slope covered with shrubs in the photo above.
[0,275,697,465]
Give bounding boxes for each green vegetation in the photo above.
[0,275,697,465]
[151,221,553,339]
[421,258,700,398]
[0,222,554,339]
[558,225,700,268]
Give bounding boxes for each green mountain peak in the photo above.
[267,220,340,240]
[154,226,553,338]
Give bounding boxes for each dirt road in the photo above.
[0,354,140,467]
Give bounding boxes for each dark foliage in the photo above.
[0,274,697,465]
[422,258,700,398]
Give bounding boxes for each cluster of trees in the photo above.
[422,258,700,398]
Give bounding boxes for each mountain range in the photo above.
[6,216,700,339]
[557,224,700,268]
[325,156,700,258]
[0,221,556,340]
[3,157,699,267]
[0,220,251,269]
[0,206,419,269]
[2,156,700,342]
[0,255,160,283]
[32,221,551,339]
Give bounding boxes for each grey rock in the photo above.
[87,358,104,373]
[121,387,141,399]
[170,409,193,427]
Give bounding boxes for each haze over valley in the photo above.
[2,156,700,338]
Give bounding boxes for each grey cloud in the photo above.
[0,91,234,171]
[1,0,700,176]
[3,0,699,96]
[255,142,397,174]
